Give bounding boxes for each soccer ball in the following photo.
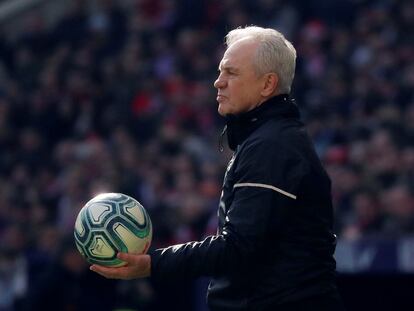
[74,193,152,267]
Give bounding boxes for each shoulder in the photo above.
[235,121,311,180]
[234,120,311,193]
[242,118,306,158]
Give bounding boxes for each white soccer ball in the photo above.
[74,193,152,267]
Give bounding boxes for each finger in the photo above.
[117,252,149,265]
[90,264,116,275]
[90,264,116,279]
[116,253,151,278]
[90,264,130,279]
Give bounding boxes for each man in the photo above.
[91,26,345,311]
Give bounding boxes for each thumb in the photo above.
[117,252,151,278]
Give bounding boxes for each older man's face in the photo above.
[214,39,265,116]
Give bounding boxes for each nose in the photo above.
[214,74,226,89]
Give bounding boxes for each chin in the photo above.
[218,110,227,117]
[217,105,228,116]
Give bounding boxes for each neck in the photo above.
[223,94,298,150]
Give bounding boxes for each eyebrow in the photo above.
[218,64,239,73]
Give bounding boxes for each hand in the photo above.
[90,252,151,280]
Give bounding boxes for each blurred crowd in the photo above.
[0,0,413,310]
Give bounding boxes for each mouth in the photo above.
[216,95,227,102]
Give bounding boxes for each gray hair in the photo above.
[225,26,297,94]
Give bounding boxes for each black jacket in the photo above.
[150,94,338,310]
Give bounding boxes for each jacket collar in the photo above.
[223,94,300,151]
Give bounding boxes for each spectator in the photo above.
[0,0,413,309]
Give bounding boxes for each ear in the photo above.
[261,73,278,97]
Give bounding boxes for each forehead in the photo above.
[219,39,259,69]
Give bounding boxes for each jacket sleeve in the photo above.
[150,139,308,283]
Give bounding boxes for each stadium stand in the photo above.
[0,0,413,310]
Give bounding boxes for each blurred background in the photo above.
[0,0,413,310]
